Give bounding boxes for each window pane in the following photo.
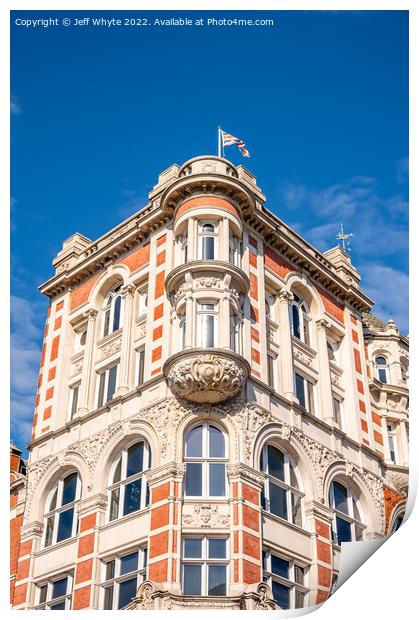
[378,368,387,383]
[201,314,215,347]
[271,555,289,579]
[272,581,290,609]
[185,463,202,496]
[39,585,48,604]
[103,586,113,610]
[183,565,202,596]
[62,473,78,505]
[118,577,137,609]
[294,565,305,586]
[98,372,106,407]
[50,602,66,610]
[376,356,386,365]
[295,589,305,608]
[127,442,144,477]
[289,464,299,489]
[57,508,74,542]
[208,565,227,596]
[45,516,54,547]
[208,538,227,559]
[109,488,120,521]
[120,552,139,575]
[202,236,215,260]
[336,517,352,544]
[49,488,58,512]
[52,577,68,599]
[209,426,225,457]
[185,426,203,458]
[267,446,284,481]
[332,482,348,514]
[71,386,79,418]
[112,295,121,332]
[107,365,117,402]
[184,538,202,559]
[103,309,110,337]
[303,316,310,345]
[123,479,142,515]
[295,374,305,408]
[292,494,302,527]
[209,463,226,496]
[137,350,145,385]
[292,305,301,339]
[113,458,122,484]
[269,483,287,519]
[106,560,115,580]
[306,380,314,414]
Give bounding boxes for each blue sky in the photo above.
[11,10,408,449]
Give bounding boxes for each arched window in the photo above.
[329,481,364,544]
[290,294,311,346]
[375,356,389,384]
[260,445,303,527]
[44,472,81,547]
[390,512,405,533]
[198,222,218,260]
[102,284,123,338]
[184,423,227,498]
[108,441,150,522]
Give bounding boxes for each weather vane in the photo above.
[336,223,353,253]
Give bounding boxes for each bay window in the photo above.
[197,302,218,348]
[198,222,218,260]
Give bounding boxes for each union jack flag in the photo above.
[221,129,250,157]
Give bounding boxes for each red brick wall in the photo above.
[175,196,240,220]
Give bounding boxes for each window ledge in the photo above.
[35,536,78,557]
[100,506,150,531]
[261,509,311,538]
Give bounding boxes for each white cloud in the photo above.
[359,263,408,334]
[395,157,409,185]
[11,295,45,448]
[10,95,22,115]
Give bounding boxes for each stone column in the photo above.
[315,319,335,424]
[184,292,194,349]
[12,521,43,609]
[219,217,230,262]
[227,464,265,596]
[187,217,195,260]
[219,293,231,349]
[77,309,98,415]
[278,290,297,401]
[116,284,136,396]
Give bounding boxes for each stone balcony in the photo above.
[165,260,249,307]
[163,348,250,404]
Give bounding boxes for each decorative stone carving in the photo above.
[71,358,83,376]
[292,430,336,501]
[330,369,340,387]
[227,463,266,488]
[100,337,122,360]
[293,347,313,367]
[146,462,186,486]
[182,503,230,528]
[163,349,250,404]
[255,583,275,610]
[386,470,409,494]
[135,581,155,610]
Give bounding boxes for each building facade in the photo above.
[10,442,27,604]
[11,156,409,610]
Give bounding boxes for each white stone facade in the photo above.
[12,156,408,610]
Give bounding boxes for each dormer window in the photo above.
[198,222,218,260]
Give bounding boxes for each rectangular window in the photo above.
[387,424,398,463]
[267,354,276,389]
[197,303,218,348]
[137,348,145,386]
[263,551,307,610]
[97,363,119,407]
[333,398,342,427]
[101,547,147,609]
[35,574,73,610]
[69,384,79,420]
[182,537,228,597]
[294,373,315,414]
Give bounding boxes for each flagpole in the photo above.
[218,126,221,158]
